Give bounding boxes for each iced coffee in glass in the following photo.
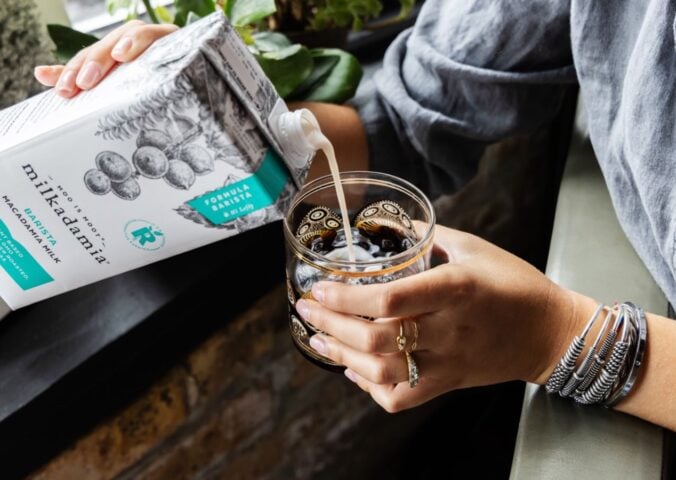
[284,171,435,371]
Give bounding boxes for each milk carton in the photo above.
[0,12,316,313]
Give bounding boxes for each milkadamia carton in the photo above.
[0,13,312,312]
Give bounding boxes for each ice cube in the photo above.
[294,260,323,293]
[325,244,375,262]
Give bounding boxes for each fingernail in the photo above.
[112,37,133,57]
[33,66,50,82]
[312,283,325,303]
[295,300,310,320]
[309,335,327,355]
[56,70,76,93]
[76,61,101,89]
[344,369,357,383]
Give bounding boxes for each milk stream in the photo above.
[302,126,356,264]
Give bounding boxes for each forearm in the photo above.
[288,102,370,180]
[536,290,676,431]
[614,313,676,430]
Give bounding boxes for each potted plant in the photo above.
[48,0,415,104]
[270,0,415,48]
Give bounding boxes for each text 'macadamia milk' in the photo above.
[0,13,316,314]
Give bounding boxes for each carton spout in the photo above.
[299,109,323,146]
[272,109,322,170]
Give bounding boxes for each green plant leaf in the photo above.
[47,24,98,62]
[397,0,416,19]
[311,0,382,31]
[155,5,174,23]
[106,0,132,15]
[288,54,339,99]
[237,25,256,45]
[174,0,216,26]
[125,0,141,20]
[261,44,301,60]
[140,0,160,23]
[225,0,276,27]
[255,46,313,98]
[252,31,291,52]
[302,49,362,104]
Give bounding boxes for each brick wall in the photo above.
[28,285,416,479]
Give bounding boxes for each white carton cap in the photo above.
[271,109,322,168]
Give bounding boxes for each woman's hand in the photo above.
[295,225,594,412]
[34,21,177,98]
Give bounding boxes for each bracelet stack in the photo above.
[545,302,648,407]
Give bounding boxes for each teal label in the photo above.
[124,219,166,251]
[0,219,53,290]
[188,149,289,225]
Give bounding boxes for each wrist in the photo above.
[528,286,600,385]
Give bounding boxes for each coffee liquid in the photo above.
[290,222,416,372]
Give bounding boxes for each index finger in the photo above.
[312,263,469,318]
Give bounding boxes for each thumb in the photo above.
[412,221,478,265]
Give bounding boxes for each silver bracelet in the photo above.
[574,307,619,395]
[576,305,631,404]
[559,306,614,398]
[545,303,605,394]
[603,303,648,407]
[545,301,648,407]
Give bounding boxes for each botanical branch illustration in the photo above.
[96,77,197,141]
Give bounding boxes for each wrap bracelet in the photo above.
[559,307,614,398]
[544,301,648,407]
[603,303,648,407]
[545,303,605,395]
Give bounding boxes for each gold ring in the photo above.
[396,321,407,352]
[396,320,420,387]
[396,319,419,353]
[408,319,419,353]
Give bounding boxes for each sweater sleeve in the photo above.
[351,0,576,199]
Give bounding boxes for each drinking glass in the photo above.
[284,171,435,371]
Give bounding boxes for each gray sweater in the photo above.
[354,0,676,306]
